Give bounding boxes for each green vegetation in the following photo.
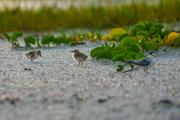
[4,31,100,48]
[5,21,179,50]
[4,21,179,72]
[129,21,168,51]
[91,37,145,61]
[90,21,170,62]
[0,0,180,32]
[24,35,38,47]
[4,32,22,48]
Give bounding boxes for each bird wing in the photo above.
[25,51,36,58]
[127,57,151,66]
[78,52,88,59]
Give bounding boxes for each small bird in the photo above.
[25,50,42,62]
[71,49,88,66]
[126,57,153,75]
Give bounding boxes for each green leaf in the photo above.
[91,36,145,62]
[55,34,71,45]
[112,52,125,61]
[129,43,142,53]
[24,36,36,47]
[4,32,22,46]
[90,46,112,60]
[130,21,165,51]
[11,32,23,42]
[120,36,133,46]
[145,37,163,51]
[42,33,56,46]
[130,23,146,36]
[136,31,149,36]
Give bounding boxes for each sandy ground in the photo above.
[0,40,180,120]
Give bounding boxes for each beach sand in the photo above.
[0,40,179,120]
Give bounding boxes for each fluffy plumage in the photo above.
[71,49,88,66]
[25,50,41,62]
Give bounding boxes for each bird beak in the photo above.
[70,50,75,52]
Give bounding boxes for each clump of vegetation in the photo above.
[91,21,171,61]
[4,21,179,51]
[4,32,22,48]
[55,34,71,45]
[41,33,57,47]
[0,0,180,32]
[3,21,179,72]
[4,31,101,48]
[90,21,179,72]
[91,36,145,61]
[24,35,37,47]
[129,21,168,51]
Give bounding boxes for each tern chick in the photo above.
[71,49,88,66]
[25,50,41,62]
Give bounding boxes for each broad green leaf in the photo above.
[91,36,144,61]
[42,34,56,45]
[11,32,23,42]
[90,46,112,60]
[120,36,134,47]
[24,36,36,47]
[55,34,71,45]
[130,23,146,36]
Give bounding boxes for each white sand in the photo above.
[0,40,180,120]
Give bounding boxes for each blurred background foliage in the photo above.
[0,0,179,32]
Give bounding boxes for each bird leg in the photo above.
[146,68,148,74]
[77,61,80,66]
[143,68,148,76]
[80,62,83,66]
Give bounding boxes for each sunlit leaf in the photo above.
[165,32,179,45]
[102,28,127,41]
